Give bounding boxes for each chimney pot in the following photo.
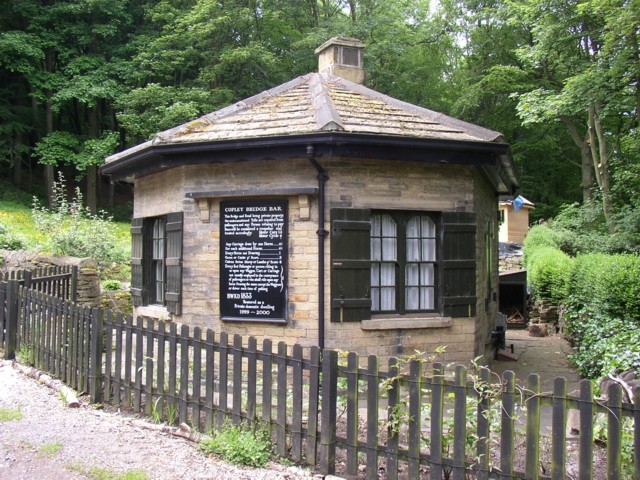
[315,37,365,84]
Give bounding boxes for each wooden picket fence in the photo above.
[0,266,76,345]
[1,279,639,479]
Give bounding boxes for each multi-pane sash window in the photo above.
[151,218,166,304]
[131,212,183,314]
[405,215,436,310]
[371,214,397,311]
[331,208,476,323]
[371,212,437,314]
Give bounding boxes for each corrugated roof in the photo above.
[106,72,504,164]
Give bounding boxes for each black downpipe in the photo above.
[307,145,328,350]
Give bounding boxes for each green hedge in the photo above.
[570,254,640,322]
[523,224,562,264]
[526,244,573,304]
[525,226,640,317]
[524,228,640,377]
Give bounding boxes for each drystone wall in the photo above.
[0,249,100,307]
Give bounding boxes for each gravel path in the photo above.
[0,360,316,480]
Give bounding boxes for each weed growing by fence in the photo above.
[31,173,128,264]
[200,422,272,467]
[16,345,34,366]
[594,415,635,480]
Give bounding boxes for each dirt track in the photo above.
[0,359,315,480]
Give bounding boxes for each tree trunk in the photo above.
[86,107,98,213]
[87,165,97,213]
[44,49,55,208]
[632,31,640,129]
[588,103,615,233]
[560,116,594,202]
[13,132,23,187]
[45,98,55,208]
[347,0,357,23]
[108,180,114,209]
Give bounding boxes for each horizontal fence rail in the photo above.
[0,265,76,299]
[1,267,76,345]
[1,280,639,479]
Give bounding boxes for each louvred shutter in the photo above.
[131,217,145,307]
[330,208,372,322]
[442,211,477,317]
[165,212,183,315]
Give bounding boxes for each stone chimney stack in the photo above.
[315,37,365,84]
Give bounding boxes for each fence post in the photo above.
[4,280,19,360]
[23,270,32,290]
[89,308,104,403]
[71,266,78,304]
[319,349,338,475]
[607,383,622,480]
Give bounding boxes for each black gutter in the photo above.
[306,145,328,350]
[101,132,510,176]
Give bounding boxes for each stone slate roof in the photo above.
[106,72,504,164]
[103,71,518,193]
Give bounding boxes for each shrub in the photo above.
[102,279,122,291]
[570,254,640,323]
[31,174,128,264]
[104,201,133,222]
[0,178,40,206]
[522,225,562,267]
[549,201,638,254]
[200,423,271,467]
[523,225,560,253]
[526,245,573,303]
[0,222,27,250]
[565,299,640,378]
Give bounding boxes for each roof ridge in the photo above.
[310,73,344,131]
[328,75,504,143]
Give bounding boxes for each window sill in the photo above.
[136,305,171,321]
[362,315,452,330]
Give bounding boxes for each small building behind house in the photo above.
[498,196,534,244]
[101,37,519,365]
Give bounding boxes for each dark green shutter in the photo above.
[330,208,371,322]
[131,217,145,307]
[165,212,183,315]
[442,211,477,317]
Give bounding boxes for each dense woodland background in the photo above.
[1,0,639,246]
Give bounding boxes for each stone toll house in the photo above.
[101,37,518,365]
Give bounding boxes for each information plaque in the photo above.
[220,199,288,322]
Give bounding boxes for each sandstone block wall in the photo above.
[132,155,501,366]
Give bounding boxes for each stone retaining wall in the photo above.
[0,249,101,307]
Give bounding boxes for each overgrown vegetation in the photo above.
[0,177,131,273]
[0,221,26,250]
[382,351,519,476]
[200,422,272,468]
[31,174,128,264]
[547,201,640,255]
[524,205,640,380]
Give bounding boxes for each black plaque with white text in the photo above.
[220,200,287,322]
